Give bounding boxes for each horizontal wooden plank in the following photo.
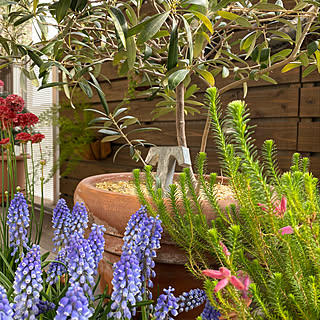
[300,87,320,117]
[298,122,320,152]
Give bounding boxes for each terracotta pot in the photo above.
[0,155,26,203]
[74,172,235,319]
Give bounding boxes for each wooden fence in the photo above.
[59,63,320,206]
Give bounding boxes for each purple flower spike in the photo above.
[7,192,29,260]
[46,248,67,285]
[52,199,71,250]
[35,300,55,316]
[108,253,142,319]
[13,244,43,319]
[70,202,88,235]
[154,287,179,320]
[55,283,92,319]
[88,224,106,272]
[66,233,95,298]
[0,285,14,319]
[280,226,294,235]
[177,288,206,313]
[201,299,221,320]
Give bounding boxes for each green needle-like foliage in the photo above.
[134,86,320,318]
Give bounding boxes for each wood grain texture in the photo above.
[298,122,320,152]
[300,87,320,117]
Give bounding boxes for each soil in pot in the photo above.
[75,172,235,319]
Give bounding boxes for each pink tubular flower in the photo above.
[280,226,294,235]
[202,267,244,293]
[0,138,10,145]
[31,133,45,144]
[257,196,287,218]
[5,94,25,113]
[15,132,31,143]
[237,271,251,299]
[220,241,230,257]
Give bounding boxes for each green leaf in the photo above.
[185,84,199,99]
[167,23,178,71]
[299,52,309,67]
[56,0,72,22]
[27,50,43,67]
[168,69,189,91]
[181,16,193,63]
[315,51,320,73]
[254,3,283,11]
[236,17,251,28]
[79,79,93,98]
[212,0,237,11]
[38,81,67,90]
[240,32,255,51]
[260,74,277,84]
[101,135,121,142]
[136,12,170,45]
[217,10,239,20]
[281,62,301,73]
[181,0,208,9]
[188,10,213,34]
[109,7,128,49]
[99,129,120,135]
[307,41,319,56]
[271,30,293,43]
[89,73,109,114]
[14,13,34,26]
[302,65,317,78]
[296,17,301,44]
[260,48,270,62]
[122,117,139,127]
[194,33,206,58]
[197,69,215,86]
[222,66,229,78]
[127,36,136,69]
[113,107,127,117]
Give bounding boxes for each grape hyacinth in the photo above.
[88,224,106,272]
[7,192,30,259]
[55,282,92,319]
[200,299,221,320]
[70,202,88,235]
[66,233,95,298]
[52,198,71,250]
[0,285,14,319]
[108,253,143,319]
[35,300,55,316]
[153,287,179,320]
[177,288,206,313]
[13,245,43,319]
[46,248,67,285]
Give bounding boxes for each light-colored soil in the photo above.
[96,180,234,201]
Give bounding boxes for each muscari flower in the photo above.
[88,224,106,272]
[66,233,95,298]
[153,287,179,320]
[202,267,244,293]
[177,288,206,313]
[70,202,88,236]
[7,192,30,260]
[55,282,92,320]
[280,226,294,235]
[13,244,43,319]
[0,285,14,320]
[108,253,142,319]
[35,300,55,316]
[200,299,221,320]
[46,248,67,285]
[52,199,71,250]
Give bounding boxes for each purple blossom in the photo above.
[153,287,179,320]
[177,288,206,313]
[7,192,29,260]
[201,299,221,320]
[35,300,55,316]
[108,253,142,319]
[13,244,43,319]
[55,282,92,319]
[88,224,106,272]
[0,285,14,319]
[52,199,71,250]
[66,233,95,298]
[46,248,67,285]
[70,202,88,235]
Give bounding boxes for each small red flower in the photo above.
[5,94,25,113]
[31,133,45,144]
[0,138,10,145]
[15,132,31,143]
[220,241,230,257]
[15,113,39,129]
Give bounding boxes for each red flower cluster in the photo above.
[31,133,45,144]
[5,94,25,113]
[0,138,10,145]
[15,132,31,143]
[15,113,39,129]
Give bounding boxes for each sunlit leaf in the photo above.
[197,69,215,86]
[281,62,301,73]
[168,69,189,91]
